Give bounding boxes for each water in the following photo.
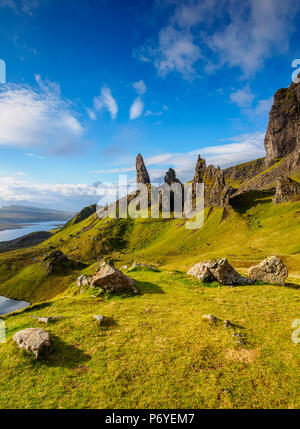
[0,296,30,315]
[0,220,64,242]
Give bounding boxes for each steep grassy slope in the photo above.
[0,268,299,409]
[0,190,299,304]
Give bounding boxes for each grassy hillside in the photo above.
[0,267,299,409]
[0,189,299,409]
[0,188,299,305]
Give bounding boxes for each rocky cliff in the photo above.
[264,75,300,166]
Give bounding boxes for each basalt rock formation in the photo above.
[264,74,300,166]
[164,168,181,186]
[192,155,233,207]
[136,153,150,185]
[273,176,300,204]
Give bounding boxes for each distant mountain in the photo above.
[0,205,75,225]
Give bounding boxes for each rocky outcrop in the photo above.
[188,258,249,285]
[13,328,50,358]
[73,204,96,224]
[264,74,300,166]
[164,168,181,186]
[42,250,79,276]
[192,156,233,207]
[273,176,300,204]
[248,256,288,285]
[136,153,150,185]
[90,261,135,292]
[224,158,266,185]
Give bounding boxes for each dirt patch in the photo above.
[225,348,260,363]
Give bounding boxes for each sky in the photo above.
[0,0,299,211]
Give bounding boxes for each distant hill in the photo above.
[0,205,75,227]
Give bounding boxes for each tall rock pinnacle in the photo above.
[264,74,300,166]
[164,168,181,186]
[136,153,150,185]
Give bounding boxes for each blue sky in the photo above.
[0,0,299,210]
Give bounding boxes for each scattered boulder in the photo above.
[248,256,288,285]
[90,261,135,293]
[93,315,105,325]
[273,176,300,204]
[202,314,216,323]
[188,261,216,282]
[188,258,249,285]
[42,250,71,276]
[223,320,231,328]
[77,274,92,288]
[13,328,50,358]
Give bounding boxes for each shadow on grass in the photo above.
[41,335,92,368]
[134,280,165,295]
[230,190,274,214]
[281,282,300,290]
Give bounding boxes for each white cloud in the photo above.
[144,105,168,117]
[129,97,144,120]
[230,86,255,108]
[0,176,119,211]
[0,76,84,155]
[94,86,118,120]
[135,26,202,79]
[135,0,300,78]
[133,80,146,95]
[143,131,266,182]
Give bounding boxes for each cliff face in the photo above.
[264,76,300,165]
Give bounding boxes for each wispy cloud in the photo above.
[230,86,255,108]
[0,0,44,16]
[133,80,146,95]
[135,0,300,78]
[93,86,118,120]
[0,75,84,155]
[129,97,144,120]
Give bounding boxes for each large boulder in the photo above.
[90,262,134,292]
[13,328,50,358]
[248,256,288,285]
[273,176,300,204]
[188,258,248,285]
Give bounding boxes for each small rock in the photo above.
[93,315,105,325]
[202,314,216,323]
[223,320,231,328]
[77,275,92,288]
[13,328,50,358]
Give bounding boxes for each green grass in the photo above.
[0,189,299,409]
[0,268,299,409]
